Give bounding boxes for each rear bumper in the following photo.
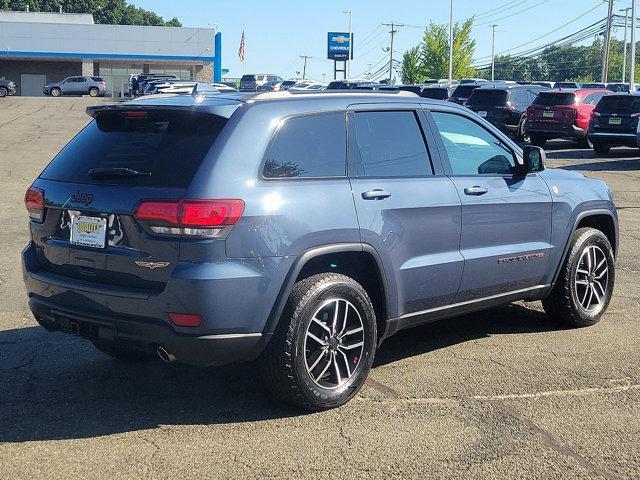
[29,295,265,366]
[22,242,293,365]
[525,121,585,139]
[587,130,639,147]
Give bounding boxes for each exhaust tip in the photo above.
[156,346,177,363]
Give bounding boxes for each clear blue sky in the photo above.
[132,0,621,81]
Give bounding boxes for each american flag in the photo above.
[238,30,246,61]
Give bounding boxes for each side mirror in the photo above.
[522,145,546,173]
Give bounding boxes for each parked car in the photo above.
[23,92,617,411]
[448,82,486,104]
[240,74,283,92]
[465,84,548,137]
[211,83,238,92]
[524,89,612,148]
[581,83,607,89]
[43,76,106,97]
[325,80,375,90]
[605,83,640,93]
[288,82,326,92]
[258,80,284,92]
[0,78,16,97]
[418,84,453,100]
[555,82,581,89]
[532,81,555,89]
[280,80,302,91]
[135,74,180,96]
[587,93,640,154]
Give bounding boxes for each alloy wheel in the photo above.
[303,298,365,390]
[574,245,609,314]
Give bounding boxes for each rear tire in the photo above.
[593,143,610,155]
[51,87,61,97]
[88,87,99,97]
[0,87,7,98]
[530,134,546,148]
[259,273,377,411]
[92,340,151,362]
[542,228,615,328]
[515,116,527,142]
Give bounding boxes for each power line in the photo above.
[475,0,551,26]
[381,22,404,83]
[473,0,529,19]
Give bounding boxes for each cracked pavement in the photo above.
[0,97,639,479]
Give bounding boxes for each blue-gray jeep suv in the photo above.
[22,91,618,410]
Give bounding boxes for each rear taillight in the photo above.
[562,108,577,119]
[24,187,45,223]
[630,112,640,118]
[505,102,515,111]
[168,312,202,327]
[592,111,602,118]
[134,199,244,238]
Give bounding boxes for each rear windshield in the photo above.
[467,89,507,106]
[595,95,640,114]
[241,75,257,81]
[420,88,449,100]
[451,85,479,98]
[41,110,227,188]
[533,92,576,106]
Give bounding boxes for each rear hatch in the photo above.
[30,106,232,293]
[466,89,508,121]
[449,85,481,104]
[591,95,640,133]
[527,92,577,128]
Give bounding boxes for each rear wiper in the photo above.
[88,167,151,178]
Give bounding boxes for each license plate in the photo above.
[543,110,554,118]
[70,215,107,249]
[478,111,487,117]
[609,117,622,125]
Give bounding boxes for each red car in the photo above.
[523,89,611,148]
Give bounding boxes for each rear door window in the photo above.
[262,113,346,178]
[40,110,228,187]
[350,110,432,178]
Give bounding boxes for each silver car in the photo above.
[43,76,106,97]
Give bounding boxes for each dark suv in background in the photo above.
[23,91,618,411]
[447,81,487,104]
[588,93,640,154]
[466,84,548,137]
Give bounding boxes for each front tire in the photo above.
[530,134,546,148]
[260,273,377,411]
[593,142,610,155]
[543,228,615,328]
[51,87,61,97]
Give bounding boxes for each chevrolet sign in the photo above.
[327,32,353,60]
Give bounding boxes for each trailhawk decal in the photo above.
[498,253,545,264]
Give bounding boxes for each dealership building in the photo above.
[0,10,222,96]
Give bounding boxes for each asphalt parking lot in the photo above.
[1,97,639,479]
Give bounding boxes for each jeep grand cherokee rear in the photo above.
[587,93,640,154]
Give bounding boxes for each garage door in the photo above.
[20,74,47,96]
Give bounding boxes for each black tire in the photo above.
[0,87,7,98]
[88,87,99,97]
[530,134,546,148]
[578,136,592,149]
[51,87,61,97]
[92,340,151,362]
[593,143,610,155]
[543,227,615,328]
[259,273,377,411]
[515,116,527,142]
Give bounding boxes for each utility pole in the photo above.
[342,10,352,79]
[300,55,312,80]
[382,22,403,84]
[448,0,454,85]
[490,24,498,81]
[602,0,615,83]
[621,8,632,83]
[631,0,637,92]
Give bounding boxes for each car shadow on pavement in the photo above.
[0,303,561,442]
[374,303,563,368]
[558,158,640,172]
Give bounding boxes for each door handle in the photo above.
[464,186,488,196]
[361,189,392,200]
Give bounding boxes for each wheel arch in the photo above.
[550,208,618,288]
[261,243,392,344]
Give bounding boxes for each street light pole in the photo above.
[490,24,498,82]
[622,8,632,83]
[342,10,352,80]
[602,0,615,83]
[631,0,637,92]
[448,0,454,85]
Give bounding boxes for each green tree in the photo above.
[420,19,476,79]
[400,46,425,84]
[0,0,181,26]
